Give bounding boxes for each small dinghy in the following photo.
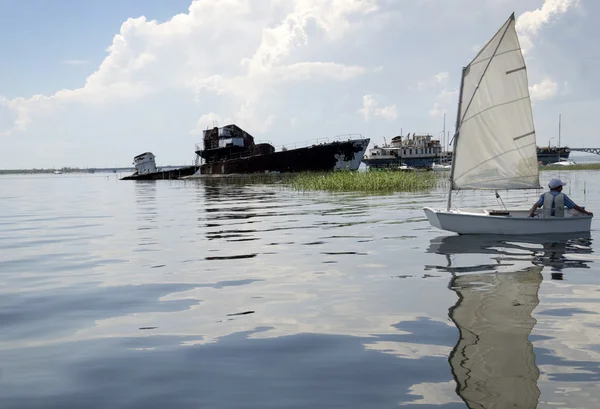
[424,13,592,235]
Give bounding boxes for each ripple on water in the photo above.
[1,172,600,408]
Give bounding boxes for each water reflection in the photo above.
[449,266,542,408]
[427,233,594,275]
[427,233,595,408]
[134,181,158,249]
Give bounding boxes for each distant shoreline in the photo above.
[0,168,110,175]
[3,162,600,176]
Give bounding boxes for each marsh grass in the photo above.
[541,163,600,171]
[285,170,439,193]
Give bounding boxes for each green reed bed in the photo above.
[285,170,439,193]
[540,163,600,171]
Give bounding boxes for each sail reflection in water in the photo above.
[427,233,595,408]
[449,266,542,408]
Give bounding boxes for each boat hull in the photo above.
[194,139,369,175]
[423,207,592,235]
[363,156,446,169]
[120,166,199,180]
[537,147,570,165]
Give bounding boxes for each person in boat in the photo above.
[528,178,593,217]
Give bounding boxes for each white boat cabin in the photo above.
[367,134,443,159]
[133,152,157,175]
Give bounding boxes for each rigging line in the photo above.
[464,13,515,67]
[468,47,521,68]
[453,141,537,182]
[467,173,541,184]
[450,18,515,150]
[457,21,513,131]
[460,96,530,126]
[495,190,508,210]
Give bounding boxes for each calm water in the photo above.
[1,170,600,409]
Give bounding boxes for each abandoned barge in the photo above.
[120,152,198,180]
[186,124,370,176]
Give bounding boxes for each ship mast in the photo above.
[558,114,562,162]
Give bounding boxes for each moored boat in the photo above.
[537,146,570,164]
[362,133,450,169]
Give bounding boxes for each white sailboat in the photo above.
[431,162,451,172]
[423,13,593,235]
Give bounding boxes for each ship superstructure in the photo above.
[363,133,450,169]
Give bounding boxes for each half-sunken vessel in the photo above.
[189,124,370,175]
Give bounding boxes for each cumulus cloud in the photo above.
[4,0,378,137]
[516,0,579,53]
[358,94,397,121]
[428,88,458,118]
[529,78,559,101]
[0,0,587,167]
[416,72,449,90]
[189,112,231,136]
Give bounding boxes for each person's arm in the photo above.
[564,195,593,216]
[573,204,593,216]
[529,195,543,217]
[528,202,540,217]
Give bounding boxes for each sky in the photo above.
[1,0,598,168]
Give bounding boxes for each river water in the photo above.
[1,170,599,409]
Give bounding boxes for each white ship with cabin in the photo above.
[362,133,451,169]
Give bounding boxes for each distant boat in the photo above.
[121,152,198,180]
[537,146,570,164]
[431,162,451,172]
[552,160,576,166]
[53,170,62,174]
[537,114,570,164]
[362,133,451,169]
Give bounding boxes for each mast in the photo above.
[443,113,446,162]
[447,67,466,211]
[446,13,514,208]
[558,114,562,162]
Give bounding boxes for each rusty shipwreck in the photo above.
[187,124,370,175]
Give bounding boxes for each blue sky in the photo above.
[0,0,192,98]
[1,0,598,168]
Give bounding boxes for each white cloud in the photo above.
[5,0,377,137]
[359,94,397,121]
[428,88,458,118]
[0,0,589,167]
[399,381,463,406]
[189,112,230,135]
[516,0,579,53]
[529,78,559,101]
[416,72,449,90]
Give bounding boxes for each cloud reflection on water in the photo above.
[425,231,598,408]
[2,173,600,408]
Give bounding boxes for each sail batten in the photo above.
[450,14,540,191]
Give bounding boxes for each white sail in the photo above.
[451,13,540,190]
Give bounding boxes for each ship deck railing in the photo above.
[194,134,366,160]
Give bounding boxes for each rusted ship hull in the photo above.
[195,139,370,175]
[121,166,199,180]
